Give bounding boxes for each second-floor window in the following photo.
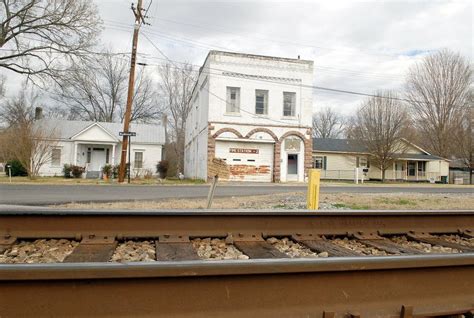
[255,89,268,115]
[226,87,240,113]
[283,92,296,117]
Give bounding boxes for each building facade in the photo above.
[312,138,450,182]
[35,119,165,178]
[184,51,314,182]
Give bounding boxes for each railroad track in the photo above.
[0,209,473,317]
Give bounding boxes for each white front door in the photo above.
[90,148,106,171]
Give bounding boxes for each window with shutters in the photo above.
[226,87,240,113]
[134,152,143,169]
[312,156,326,170]
[255,89,268,115]
[283,92,296,117]
[51,148,61,166]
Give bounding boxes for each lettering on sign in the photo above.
[208,158,230,178]
[229,148,259,154]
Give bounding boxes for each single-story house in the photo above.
[312,138,449,182]
[35,119,165,178]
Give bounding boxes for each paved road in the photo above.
[0,184,472,205]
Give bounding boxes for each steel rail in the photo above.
[1,209,474,317]
[1,209,473,240]
[0,254,473,280]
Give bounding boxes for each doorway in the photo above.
[90,148,106,171]
[287,154,298,181]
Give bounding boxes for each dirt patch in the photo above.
[51,191,474,210]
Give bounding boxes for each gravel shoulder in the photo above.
[51,192,474,210]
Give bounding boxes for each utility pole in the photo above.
[118,0,148,183]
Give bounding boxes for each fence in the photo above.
[320,170,360,181]
[449,170,473,185]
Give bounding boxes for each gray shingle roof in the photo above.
[35,119,165,144]
[394,153,445,161]
[313,138,446,161]
[313,138,368,153]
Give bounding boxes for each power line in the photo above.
[104,20,406,81]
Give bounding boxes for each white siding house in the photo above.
[35,119,165,178]
[185,50,314,182]
[312,138,450,182]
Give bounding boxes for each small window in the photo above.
[283,92,296,117]
[312,156,326,170]
[233,159,241,162]
[247,159,256,162]
[86,148,92,164]
[51,148,61,166]
[360,157,367,167]
[255,90,268,115]
[226,87,240,113]
[134,152,143,169]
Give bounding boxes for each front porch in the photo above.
[73,142,118,178]
[390,160,440,182]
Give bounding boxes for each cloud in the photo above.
[2,0,472,116]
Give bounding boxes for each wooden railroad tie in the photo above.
[407,231,474,253]
[292,234,362,257]
[353,232,425,255]
[232,234,289,259]
[63,235,117,263]
[155,235,200,261]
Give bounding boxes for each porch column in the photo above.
[112,144,116,165]
[416,162,418,181]
[73,142,78,165]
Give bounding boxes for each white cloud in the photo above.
[1,0,472,115]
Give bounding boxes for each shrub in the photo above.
[112,165,120,179]
[63,164,73,178]
[71,165,85,178]
[156,160,169,179]
[6,160,28,176]
[101,164,113,178]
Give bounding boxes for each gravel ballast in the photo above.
[192,238,249,260]
[332,237,392,256]
[390,236,460,254]
[266,237,327,258]
[0,239,78,264]
[110,241,156,262]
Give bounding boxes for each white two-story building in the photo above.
[184,51,314,182]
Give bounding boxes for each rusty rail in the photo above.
[0,209,473,317]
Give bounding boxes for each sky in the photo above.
[2,0,473,115]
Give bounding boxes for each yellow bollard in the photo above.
[307,169,321,210]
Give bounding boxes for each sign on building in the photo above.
[229,148,259,154]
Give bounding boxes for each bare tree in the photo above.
[0,81,37,126]
[405,49,472,158]
[453,91,474,183]
[158,63,196,174]
[0,0,101,83]
[312,106,345,138]
[351,91,409,182]
[54,51,162,123]
[0,89,57,178]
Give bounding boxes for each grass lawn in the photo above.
[0,175,205,185]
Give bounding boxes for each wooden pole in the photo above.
[307,169,321,210]
[206,175,219,209]
[118,0,144,183]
